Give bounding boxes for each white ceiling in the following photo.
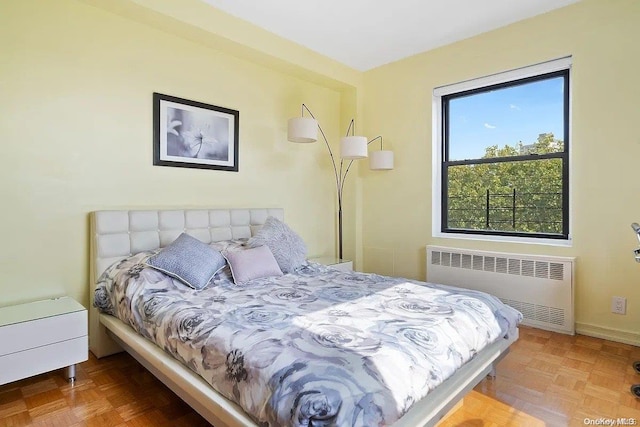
[200,0,580,71]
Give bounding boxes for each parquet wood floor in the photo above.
[1,326,639,427]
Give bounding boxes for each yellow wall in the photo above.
[361,0,640,344]
[0,0,359,308]
[2,0,639,345]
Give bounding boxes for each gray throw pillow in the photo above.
[246,216,307,273]
[146,233,226,290]
[223,245,283,284]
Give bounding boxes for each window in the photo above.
[433,58,571,243]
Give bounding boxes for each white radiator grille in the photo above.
[427,246,574,334]
[431,250,566,281]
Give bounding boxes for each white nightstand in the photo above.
[0,297,88,385]
[309,257,353,272]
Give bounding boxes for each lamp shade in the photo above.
[288,117,318,143]
[370,150,394,170]
[340,136,368,159]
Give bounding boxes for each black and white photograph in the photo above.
[153,93,239,171]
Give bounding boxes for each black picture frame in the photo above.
[153,93,239,172]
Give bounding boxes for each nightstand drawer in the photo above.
[0,310,87,356]
[0,336,87,385]
[309,257,353,272]
[330,261,353,272]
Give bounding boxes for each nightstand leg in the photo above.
[487,365,497,379]
[66,364,76,383]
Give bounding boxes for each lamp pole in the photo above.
[632,223,640,263]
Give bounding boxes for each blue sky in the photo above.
[448,76,564,160]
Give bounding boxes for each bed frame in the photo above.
[89,208,518,427]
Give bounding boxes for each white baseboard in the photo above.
[576,322,640,346]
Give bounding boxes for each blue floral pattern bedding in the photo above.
[94,249,521,427]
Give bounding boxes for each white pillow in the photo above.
[223,245,283,284]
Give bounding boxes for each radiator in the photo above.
[426,245,575,334]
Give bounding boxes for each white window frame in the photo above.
[431,56,573,247]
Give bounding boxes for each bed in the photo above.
[89,208,520,427]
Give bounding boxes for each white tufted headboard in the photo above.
[89,208,283,357]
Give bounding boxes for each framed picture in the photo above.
[153,93,239,172]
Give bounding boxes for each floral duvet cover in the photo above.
[95,251,521,427]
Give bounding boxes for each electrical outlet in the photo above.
[612,296,627,315]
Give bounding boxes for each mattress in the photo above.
[94,248,522,427]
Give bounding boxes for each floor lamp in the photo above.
[288,104,393,260]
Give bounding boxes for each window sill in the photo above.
[433,231,573,247]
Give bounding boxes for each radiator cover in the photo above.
[426,245,575,334]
